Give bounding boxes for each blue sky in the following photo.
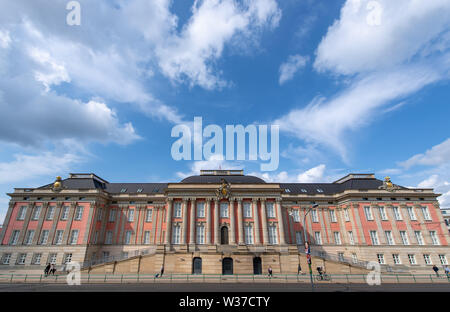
[1,0,450,222]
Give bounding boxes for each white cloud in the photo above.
[0,29,11,49]
[275,0,450,160]
[156,0,281,89]
[279,54,309,85]
[176,154,243,179]
[399,138,450,169]
[296,164,326,183]
[250,164,328,183]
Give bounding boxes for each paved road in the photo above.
[0,282,449,292]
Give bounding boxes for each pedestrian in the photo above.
[432,265,439,277]
[160,265,164,278]
[51,264,56,276]
[444,266,450,279]
[268,265,273,278]
[44,263,51,277]
[297,263,303,275]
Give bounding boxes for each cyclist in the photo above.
[316,266,324,280]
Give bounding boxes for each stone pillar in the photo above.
[229,198,236,244]
[164,199,173,244]
[276,199,286,245]
[0,201,15,244]
[206,198,211,244]
[151,206,159,244]
[182,199,188,244]
[83,202,96,245]
[137,204,145,245]
[214,200,220,244]
[260,199,269,244]
[189,198,196,244]
[237,199,244,244]
[253,199,261,245]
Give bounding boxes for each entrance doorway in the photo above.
[192,257,202,274]
[253,257,262,275]
[221,226,229,245]
[222,257,233,275]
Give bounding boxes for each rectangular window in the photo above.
[377,254,385,264]
[385,231,395,245]
[172,225,180,244]
[10,230,20,245]
[108,209,116,222]
[439,255,448,265]
[54,230,64,245]
[102,252,110,261]
[393,207,402,220]
[32,206,41,220]
[48,253,57,265]
[97,208,103,221]
[338,252,345,262]
[124,230,132,245]
[379,206,388,220]
[266,202,275,218]
[351,253,358,264]
[430,231,440,245]
[63,253,72,264]
[69,230,79,245]
[17,206,27,220]
[220,203,229,218]
[311,210,319,223]
[407,207,417,220]
[17,253,27,265]
[2,253,11,265]
[245,225,254,244]
[196,225,205,244]
[32,253,42,265]
[421,206,432,221]
[268,225,278,244]
[143,231,151,244]
[93,231,99,244]
[295,231,303,245]
[329,210,337,222]
[292,209,300,222]
[197,202,205,218]
[334,232,341,245]
[370,230,379,245]
[364,206,374,221]
[74,206,84,220]
[46,206,56,220]
[61,206,69,220]
[127,209,134,222]
[314,231,322,245]
[39,230,49,245]
[348,231,355,245]
[408,254,417,265]
[392,254,401,264]
[243,202,252,218]
[145,209,152,222]
[400,231,409,245]
[173,202,182,218]
[105,231,113,244]
[24,230,35,245]
[423,254,432,265]
[414,231,424,245]
[344,208,350,222]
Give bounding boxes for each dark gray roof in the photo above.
[180,175,266,184]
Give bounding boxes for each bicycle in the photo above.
[315,273,331,281]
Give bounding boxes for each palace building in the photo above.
[0,170,449,275]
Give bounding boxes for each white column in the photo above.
[276,199,286,245]
[214,200,220,245]
[253,199,261,245]
[206,199,211,244]
[229,199,236,244]
[260,199,269,244]
[164,199,173,244]
[189,198,196,244]
[182,199,188,244]
[237,199,244,244]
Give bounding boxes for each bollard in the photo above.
[121,274,123,283]
[40,274,43,283]
[24,274,27,282]
[10,274,13,283]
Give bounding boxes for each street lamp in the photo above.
[304,203,318,291]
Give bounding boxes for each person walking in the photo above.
[50,264,56,276]
[267,266,273,278]
[44,263,51,277]
[297,263,303,275]
[444,266,450,279]
[432,265,439,277]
